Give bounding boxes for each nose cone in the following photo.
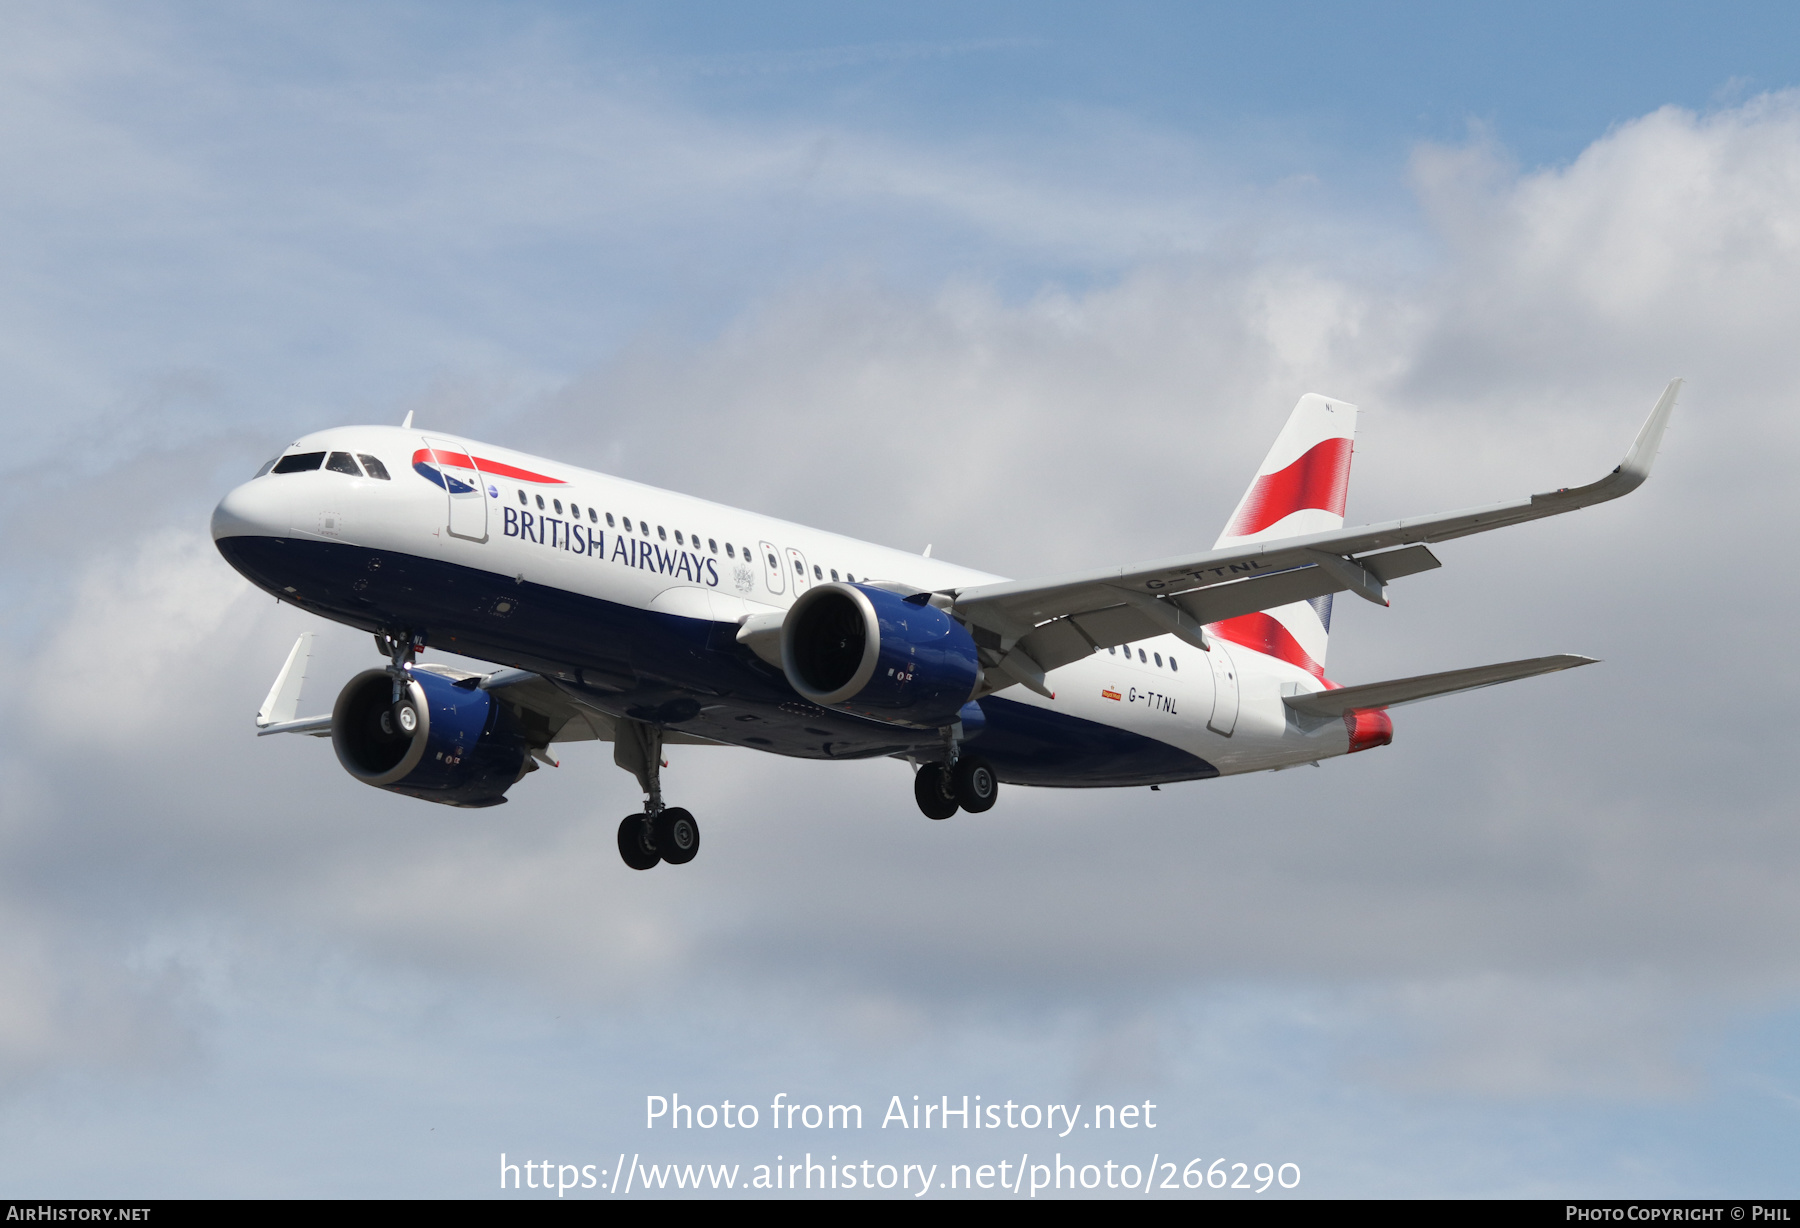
[212,478,284,542]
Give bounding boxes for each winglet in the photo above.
[256,633,313,728]
[1616,377,1682,490]
[1532,378,1682,509]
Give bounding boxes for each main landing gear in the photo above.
[913,725,998,820]
[613,718,701,871]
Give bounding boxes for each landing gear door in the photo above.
[758,540,784,596]
[1207,643,1239,737]
[422,437,488,543]
[785,547,811,594]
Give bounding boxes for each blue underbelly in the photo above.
[215,534,1218,787]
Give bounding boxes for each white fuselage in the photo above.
[213,425,1360,786]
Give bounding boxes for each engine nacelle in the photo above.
[331,668,530,807]
[781,583,981,727]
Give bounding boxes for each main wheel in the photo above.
[654,808,700,865]
[617,814,660,870]
[913,762,958,820]
[952,754,998,813]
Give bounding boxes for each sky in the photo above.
[1,0,1799,1199]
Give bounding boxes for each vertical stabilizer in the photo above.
[1207,395,1357,678]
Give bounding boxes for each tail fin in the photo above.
[1207,394,1358,678]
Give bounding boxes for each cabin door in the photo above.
[1206,642,1240,736]
[422,437,488,543]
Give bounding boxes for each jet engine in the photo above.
[331,667,531,807]
[781,583,981,727]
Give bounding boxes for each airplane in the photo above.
[212,380,1681,870]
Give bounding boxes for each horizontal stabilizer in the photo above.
[1283,654,1597,718]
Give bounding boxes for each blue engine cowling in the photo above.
[331,667,531,807]
[781,583,981,728]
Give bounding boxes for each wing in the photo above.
[949,380,1679,694]
[417,665,722,749]
[252,648,718,749]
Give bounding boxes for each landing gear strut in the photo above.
[375,629,425,742]
[613,718,701,870]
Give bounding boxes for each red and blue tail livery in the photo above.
[214,380,1681,870]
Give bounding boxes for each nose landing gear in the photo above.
[613,718,702,870]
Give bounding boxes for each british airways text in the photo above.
[503,507,721,586]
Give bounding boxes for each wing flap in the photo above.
[1283,654,1597,718]
[1173,562,1340,625]
[1360,544,1442,584]
[1019,616,1096,675]
[1068,604,1165,650]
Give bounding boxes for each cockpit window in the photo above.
[357,454,391,480]
[325,451,362,476]
[272,452,326,474]
[255,456,279,478]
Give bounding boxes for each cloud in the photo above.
[3,7,1800,1191]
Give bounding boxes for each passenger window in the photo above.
[674,530,684,545]
[1154,653,1162,667]
[536,495,545,510]
[794,559,803,574]
[589,508,597,523]
[830,570,839,581]
[658,525,667,541]
[622,517,631,530]
[726,543,735,558]
[641,522,650,537]
[357,454,390,480]
[1108,647,1116,655]
[518,490,527,505]
[553,500,563,515]
[1169,657,1179,672]
[570,503,579,517]
[1138,649,1147,663]
[272,451,325,474]
[708,538,717,553]
[845,573,854,583]
[606,513,615,527]
[813,564,822,579]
